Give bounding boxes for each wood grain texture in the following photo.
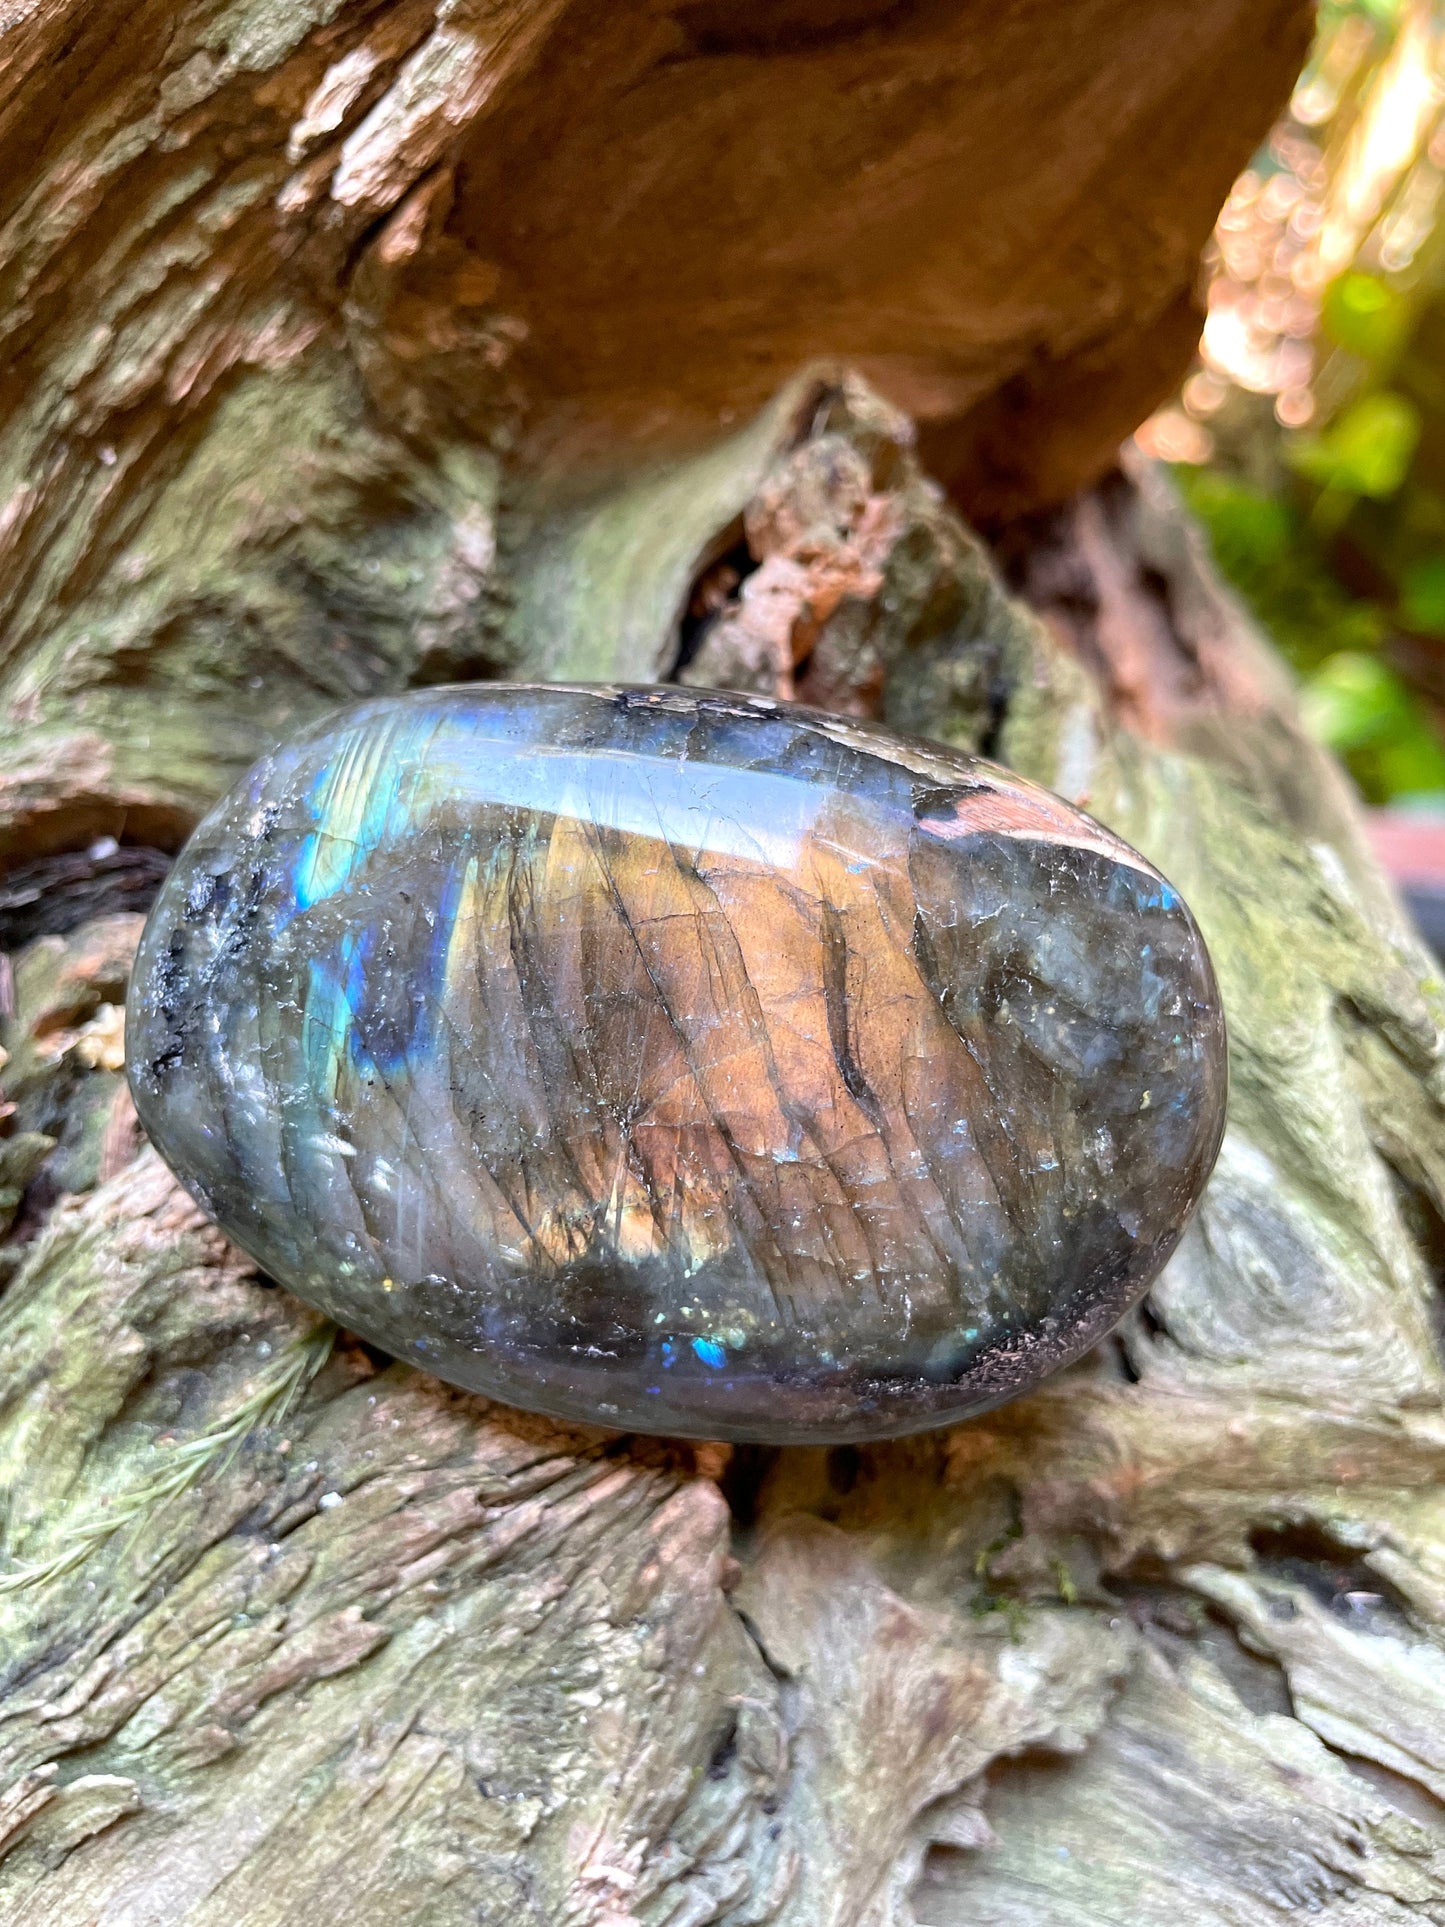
[0,0,1307,869]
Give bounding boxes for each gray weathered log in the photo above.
[6,377,1445,1925]
[10,2,1445,1923]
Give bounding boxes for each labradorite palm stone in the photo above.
[129,684,1226,1443]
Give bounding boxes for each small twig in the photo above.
[0,1324,335,1596]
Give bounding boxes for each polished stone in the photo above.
[127,684,1227,1442]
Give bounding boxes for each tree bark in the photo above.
[11,4,1445,1925]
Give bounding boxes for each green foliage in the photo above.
[1176,466,1445,805]
[1177,0,1445,811]
[1301,651,1445,799]
[1400,554,1445,634]
[1174,469,1385,670]
[1318,0,1407,26]
[1287,390,1422,499]
[1321,273,1412,366]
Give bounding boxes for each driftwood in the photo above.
[11,2,1445,1923]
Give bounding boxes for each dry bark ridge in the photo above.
[8,0,1445,1921]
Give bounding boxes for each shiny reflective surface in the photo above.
[128,684,1227,1441]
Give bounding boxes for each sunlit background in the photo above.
[1139,0,1445,821]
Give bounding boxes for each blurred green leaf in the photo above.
[1319,0,1408,24]
[1374,735,1445,802]
[1400,555,1445,633]
[1174,468,1386,671]
[1299,652,1445,803]
[1174,0,1445,810]
[1301,651,1410,748]
[1288,390,1422,498]
[1321,273,1411,364]
[1176,468,1445,806]
[1175,471,1290,568]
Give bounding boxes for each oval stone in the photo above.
[127,684,1226,1442]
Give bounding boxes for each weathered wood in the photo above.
[4,376,1445,1923]
[9,2,1445,1922]
[0,0,1309,869]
